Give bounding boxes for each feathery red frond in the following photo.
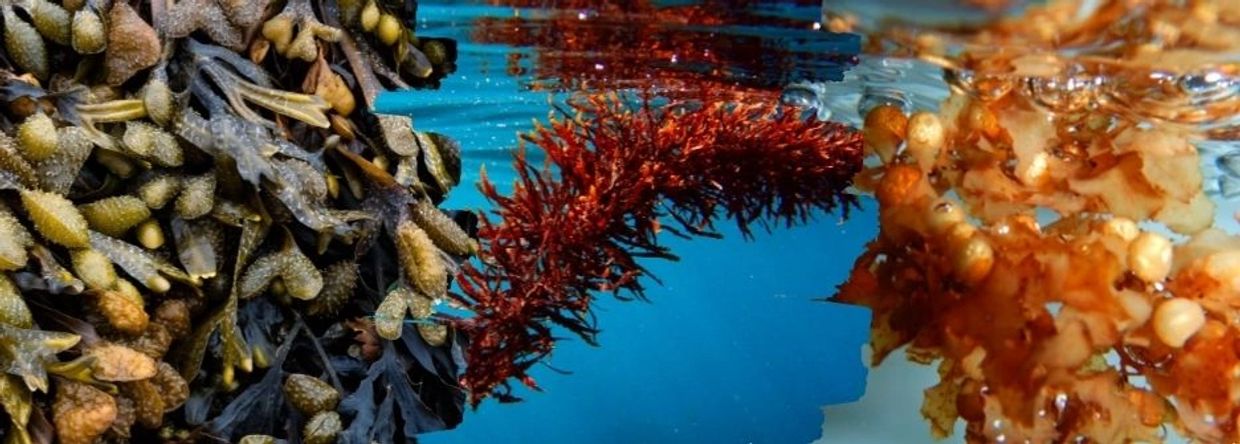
[454,94,863,405]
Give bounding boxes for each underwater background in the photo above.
[375,1,1234,442]
[376,1,876,442]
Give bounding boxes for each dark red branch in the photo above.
[454,93,863,405]
[471,1,853,97]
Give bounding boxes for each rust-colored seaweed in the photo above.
[454,93,863,404]
[473,0,852,100]
[824,0,1240,441]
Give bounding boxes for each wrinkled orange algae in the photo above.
[832,1,1240,437]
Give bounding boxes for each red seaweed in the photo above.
[472,0,852,99]
[453,93,864,405]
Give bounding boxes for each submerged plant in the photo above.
[825,1,1240,442]
[3,0,1238,443]
[454,93,864,403]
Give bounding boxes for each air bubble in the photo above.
[780,85,818,109]
[1178,70,1235,105]
[1026,74,1101,112]
[780,85,829,120]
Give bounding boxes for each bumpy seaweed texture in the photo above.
[0,0,468,441]
[826,1,1240,442]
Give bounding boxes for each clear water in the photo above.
[375,1,1239,442]
[375,2,873,443]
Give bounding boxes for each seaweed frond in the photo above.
[185,39,331,129]
[455,93,863,404]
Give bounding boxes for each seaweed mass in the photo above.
[0,0,471,441]
[471,0,1240,442]
[829,0,1240,442]
[0,0,867,442]
[2,0,1237,444]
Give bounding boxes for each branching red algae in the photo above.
[473,0,854,99]
[454,93,863,404]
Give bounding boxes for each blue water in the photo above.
[373,2,874,442]
[424,207,874,443]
